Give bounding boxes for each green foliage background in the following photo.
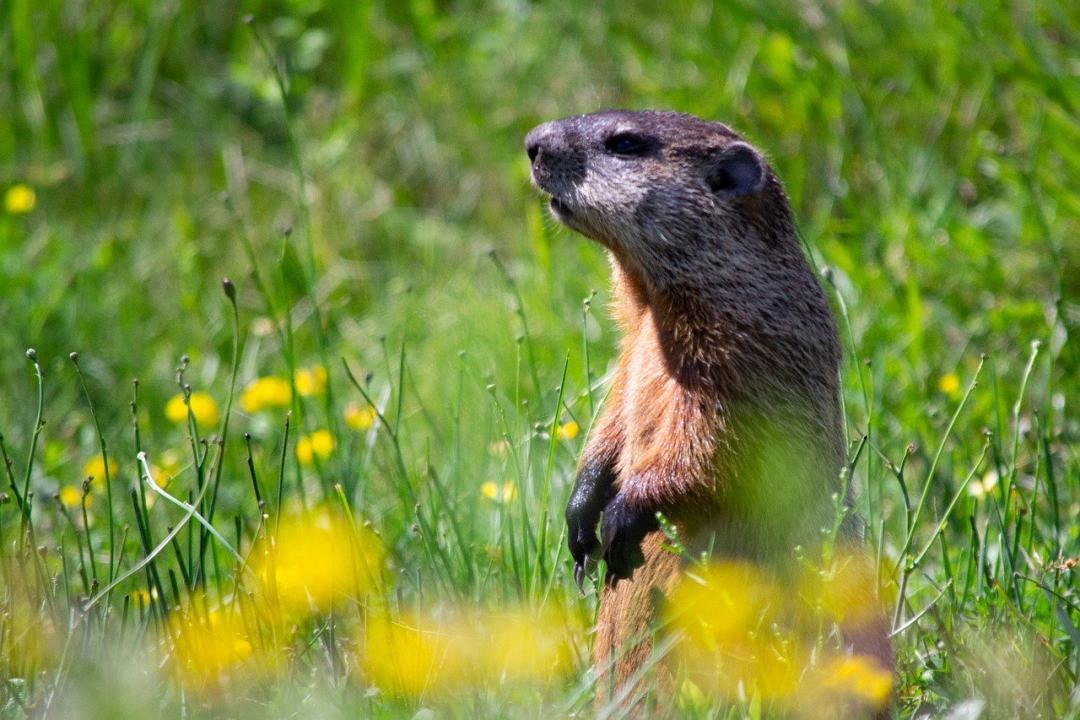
[0,0,1077,717]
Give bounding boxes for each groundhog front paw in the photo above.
[600,493,658,585]
[566,463,616,588]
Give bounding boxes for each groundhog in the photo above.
[525,110,891,709]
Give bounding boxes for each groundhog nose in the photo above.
[525,122,558,165]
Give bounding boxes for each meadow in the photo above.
[0,1,1077,717]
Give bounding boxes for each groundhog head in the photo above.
[526,110,785,292]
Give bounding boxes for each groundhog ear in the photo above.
[705,142,766,197]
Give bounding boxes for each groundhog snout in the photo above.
[525,121,587,192]
[524,121,559,164]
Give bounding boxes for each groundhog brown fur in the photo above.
[525,110,891,709]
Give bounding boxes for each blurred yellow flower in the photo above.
[82,454,118,480]
[803,551,882,629]
[4,184,36,214]
[170,604,253,688]
[483,608,575,682]
[481,481,516,503]
[59,485,85,508]
[818,654,893,707]
[253,509,383,614]
[555,420,579,440]
[240,376,291,413]
[938,372,961,399]
[296,429,335,465]
[666,558,897,710]
[668,562,777,647]
[344,402,377,430]
[667,562,802,700]
[165,391,220,427]
[294,365,327,396]
[3,592,57,672]
[363,613,454,697]
[361,606,576,697]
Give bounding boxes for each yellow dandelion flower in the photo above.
[668,562,777,647]
[165,391,220,426]
[482,607,575,682]
[4,184,36,214]
[82,454,118,480]
[239,376,291,413]
[253,509,383,615]
[555,420,579,440]
[360,606,577,697]
[169,604,253,688]
[296,429,335,465]
[937,372,962,400]
[481,481,516,503]
[362,613,456,697]
[294,365,327,396]
[667,562,805,700]
[818,654,893,707]
[344,402,377,430]
[59,485,84,508]
[165,394,189,423]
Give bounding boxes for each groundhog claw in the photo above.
[573,561,586,591]
[600,493,658,584]
[566,461,616,584]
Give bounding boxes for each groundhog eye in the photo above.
[604,133,651,157]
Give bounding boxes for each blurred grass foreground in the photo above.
[1,1,1078,718]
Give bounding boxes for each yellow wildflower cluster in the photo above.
[296,429,335,465]
[667,555,893,715]
[239,365,327,414]
[252,509,383,615]
[165,391,220,427]
[169,603,254,689]
[344,401,377,430]
[294,365,327,396]
[361,605,579,697]
[240,376,291,413]
[481,481,517,503]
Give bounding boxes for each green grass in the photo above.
[0,0,1078,717]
